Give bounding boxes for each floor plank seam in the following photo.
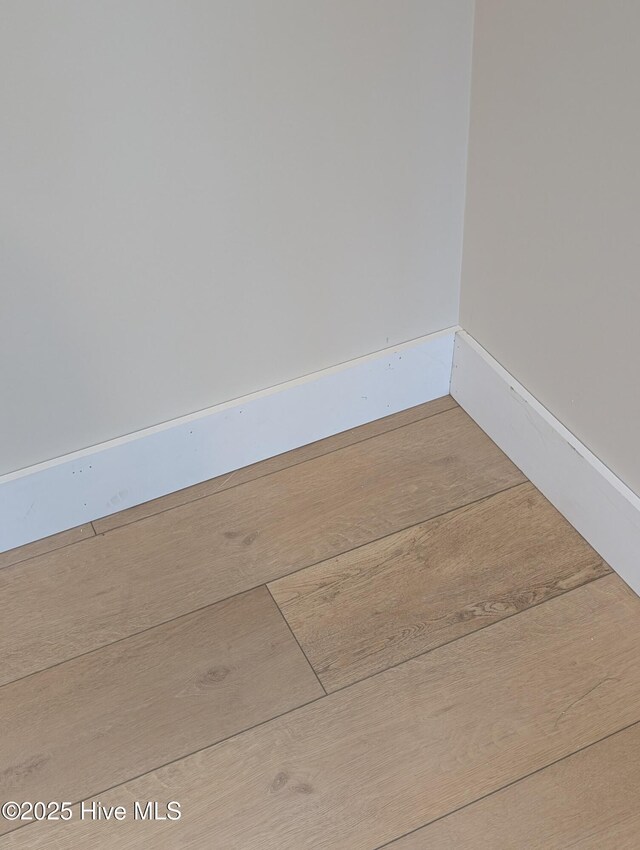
[1,574,614,828]
[266,585,328,695]
[93,402,460,536]
[372,714,640,850]
[0,690,330,840]
[0,526,97,573]
[6,617,638,846]
[0,480,528,691]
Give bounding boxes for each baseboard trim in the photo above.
[0,328,457,553]
[451,330,640,596]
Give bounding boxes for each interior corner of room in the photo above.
[4,4,640,848]
[2,0,639,597]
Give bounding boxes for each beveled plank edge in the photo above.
[375,715,640,849]
[0,481,525,693]
[93,396,458,534]
[0,573,622,845]
[0,524,95,571]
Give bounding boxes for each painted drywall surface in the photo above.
[0,0,473,475]
[460,0,640,495]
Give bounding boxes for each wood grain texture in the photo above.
[6,575,640,850]
[0,408,523,685]
[270,482,609,690]
[93,396,458,533]
[0,524,94,569]
[385,721,640,849]
[0,586,322,837]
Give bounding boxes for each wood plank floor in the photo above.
[0,406,523,685]
[270,482,609,691]
[0,523,94,570]
[1,396,638,849]
[385,721,640,849]
[0,588,323,835]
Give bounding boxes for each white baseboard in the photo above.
[451,330,640,596]
[10,322,635,591]
[0,328,456,553]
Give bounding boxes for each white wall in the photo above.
[0,0,473,475]
[461,0,640,495]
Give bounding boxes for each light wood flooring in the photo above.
[0,397,638,848]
